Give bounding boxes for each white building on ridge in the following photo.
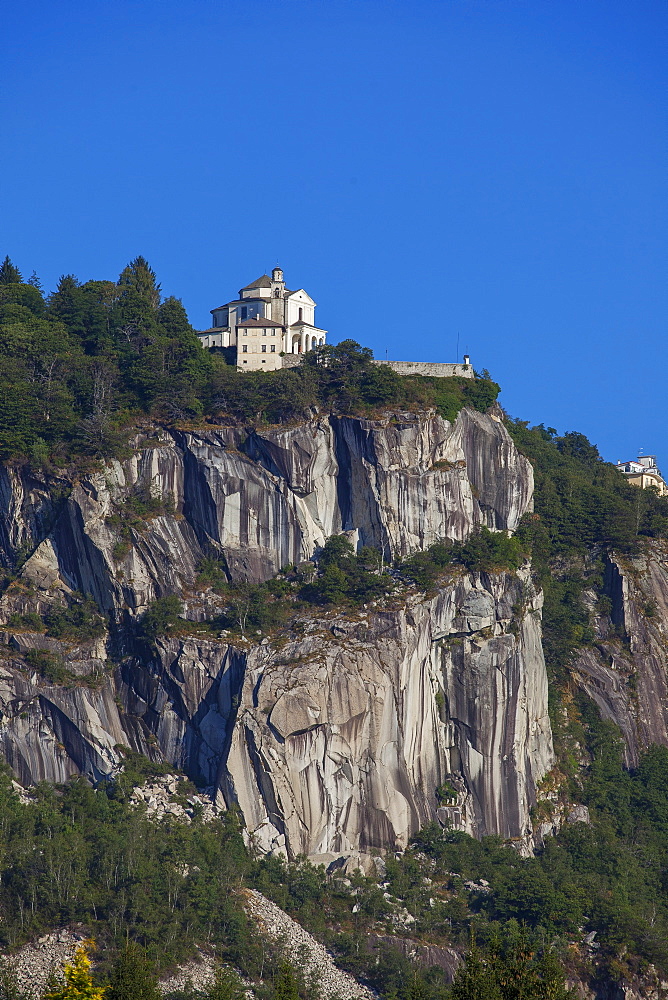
[198,266,475,378]
[198,267,327,371]
[616,455,667,495]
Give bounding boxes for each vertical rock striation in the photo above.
[223,568,552,856]
[0,407,554,854]
[2,409,532,607]
[571,544,668,766]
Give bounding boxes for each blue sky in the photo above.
[2,0,666,466]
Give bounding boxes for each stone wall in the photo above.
[371,360,474,378]
[280,355,474,377]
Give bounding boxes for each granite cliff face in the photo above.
[571,543,668,766]
[0,407,553,856]
[224,569,552,855]
[0,407,532,610]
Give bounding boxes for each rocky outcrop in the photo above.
[0,633,244,788]
[0,407,552,854]
[0,568,553,857]
[367,935,461,981]
[1,408,532,609]
[571,544,668,766]
[223,569,552,855]
[129,773,218,822]
[0,645,129,786]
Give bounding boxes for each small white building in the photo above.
[616,455,667,495]
[199,267,327,371]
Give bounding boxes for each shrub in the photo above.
[44,598,106,642]
[24,649,75,686]
[300,536,391,606]
[400,528,527,589]
[7,612,44,632]
[44,941,105,1000]
[194,556,229,592]
[139,595,184,639]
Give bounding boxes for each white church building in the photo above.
[198,267,327,371]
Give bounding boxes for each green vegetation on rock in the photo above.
[140,529,529,643]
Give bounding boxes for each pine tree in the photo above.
[116,256,161,309]
[43,942,106,1000]
[450,944,503,1000]
[0,256,22,284]
[157,296,192,336]
[450,936,573,1000]
[273,962,300,1000]
[204,965,246,1000]
[105,946,160,1000]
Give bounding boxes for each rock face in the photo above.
[0,407,553,854]
[571,545,668,766]
[0,408,532,608]
[224,570,552,855]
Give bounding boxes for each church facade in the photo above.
[198,267,327,371]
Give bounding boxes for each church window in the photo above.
[242,344,247,353]
[262,328,267,336]
[270,344,276,352]
[274,288,281,297]
[262,344,267,353]
[298,307,303,321]
[240,306,247,320]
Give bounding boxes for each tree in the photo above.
[450,937,573,1000]
[0,256,22,284]
[105,945,160,1000]
[0,282,45,315]
[48,275,114,352]
[116,256,161,312]
[272,962,301,1000]
[204,965,247,1000]
[157,296,192,336]
[43,942,106,1000]
[139,595,184,638]
[450,948,502,1000]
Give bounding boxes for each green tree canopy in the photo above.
[105,945,160,1000]
[0,257,22,284]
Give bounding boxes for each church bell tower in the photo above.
[270,265,286,323]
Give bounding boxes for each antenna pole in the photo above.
[457,332,460,360]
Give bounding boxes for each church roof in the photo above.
[240,274,272,291]
[237,317,285,328]
[288,321,326,331]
